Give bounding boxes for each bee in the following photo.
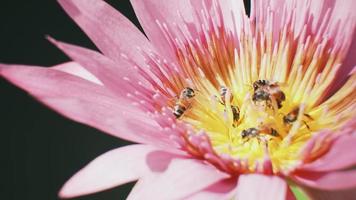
[283,107,313,129]
[252,80,286,109]
[241,127,280,142]
[241,127,260,139]
[180,87,195,99]
[173,104,187,118]
[270,128,280,137]
[173,87,195,118]
[231,105,240,127]
[218,86,234,105]
[253,80,270,91]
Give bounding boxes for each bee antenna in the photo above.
[302,120,311,130]
[304,113,313,120]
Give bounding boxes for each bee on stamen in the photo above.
[231,105,240,127]
[180,87,195,99]
[252,80,286,109]
[216,86,240,127]
[173,104,187,118]
[283,107,313,129]
[173,87,195,118]
[241,128,266,143]
[270,128,280,137]
[241,126,280,143]
[218,86,234,105]
[241,127,260,140]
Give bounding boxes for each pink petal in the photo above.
[326,33,356,98]
[301,134,356,172]
[131,0,246,63]
[292,170,356,190]
[311,0,356,101]
[127,159,229,200]
[49,37,145,97]
[189,0,247,33]
[303,186,356,200]
[0,64,167,145]
[252,0,355,48]
[59,145,180,198]
[299,130,335,163]
[236,174,287,200]
[57,0,152,66]
[130,0,196,62]
[52,61,102,85]
[185,178,237,200]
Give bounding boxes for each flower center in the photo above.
[139,4,355,175]
[172,78,316,173]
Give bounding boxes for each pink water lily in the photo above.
[1,0,356,199]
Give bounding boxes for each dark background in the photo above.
[0,1,138,199]
[0,1,250,200]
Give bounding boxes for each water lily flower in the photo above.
[1,0,355,199]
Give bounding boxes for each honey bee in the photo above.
[241,127,279,142]
[283,107,313,129]
[216,86,240,126]
[253,80,269,91]
[179,87,195,99]
[173,104,187,118]
[231,105,240,127]
[270,128,280,137]
[241,127,260,139]
[218,86,234,105]
[173,87,196,118]
[252,80,286,109]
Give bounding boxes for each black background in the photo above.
[0,1,250,200]
[0,1,138,199]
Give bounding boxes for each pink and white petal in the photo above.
[190,0,247,33]
[252,0,355,42]
[58,0,152,66]
[131,0,246,63]
[292,170,356,190]
[185,178,237,200]
[325,34,356,98]
[52,61,102,85]
[250,0,285,27]
[59,145,181,198]
[316,0,356,97]
[300,134,356,172]
[235,174,288,200]
[299,130,335,164]
[311,0,356,100]
[0,64,168,145]
[127,159,229,200]
[49,38,147,98]
[303,186,356,200]
[130,0,197,62]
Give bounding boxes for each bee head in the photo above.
[241,130,248,138]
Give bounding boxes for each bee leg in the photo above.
[213,95,224,105]
[270,99,279,112]
[277,101,283,109]
[257,136,269,148]
[242,138,250,145]
[302,120,311,130]
[304,113,313,120]
[257,135,265,145]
